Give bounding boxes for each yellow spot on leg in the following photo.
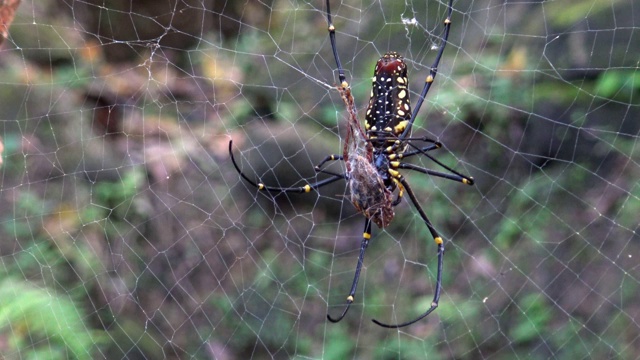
[434,236,443,245]
[394,180,404,198]
[303,184,311,193]
[258,183,265,190]
[363,232,371,239]
[347,295,354,302]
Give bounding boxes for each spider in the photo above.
[228,0,473,328]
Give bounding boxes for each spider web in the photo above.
[1,0,638,358]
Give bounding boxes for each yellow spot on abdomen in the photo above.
[394,120,409,134]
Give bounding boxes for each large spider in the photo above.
[228,0,473,328]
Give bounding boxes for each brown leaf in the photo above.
[0,0,21,45]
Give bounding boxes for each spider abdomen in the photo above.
[365,52,412,142]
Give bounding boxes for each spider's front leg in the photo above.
[327,218,372,323]
[371,173,444,329]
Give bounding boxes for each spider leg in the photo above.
[315,154,343,170]
[229,140,345,193]
[325,0,347,87]
[397,162,474,185]
[314,154,345,178]
[373,134,443,161]
[401,140,475,185]
[369,133,440,146]
[391,178,405,206]
[372,175,444,328]
[388,144,440,161]
[327,218,372,323]
[400,0,454,139]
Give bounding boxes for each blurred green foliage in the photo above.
[0,278,103,359]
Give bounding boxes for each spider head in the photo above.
[374,151,396,189]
